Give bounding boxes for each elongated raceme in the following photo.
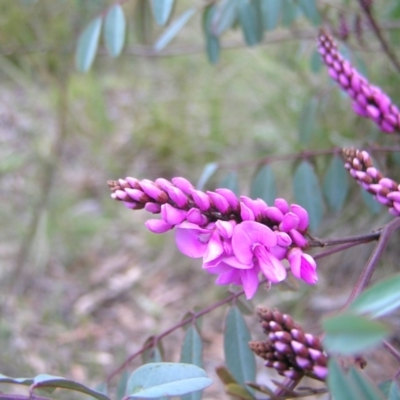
[342,148,400,216]
[108,176,318,299]
[318,29,400,134]
[249,306,328,381]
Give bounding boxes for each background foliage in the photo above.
[2,0,400,398]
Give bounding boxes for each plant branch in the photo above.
[106,289,245,383]
[358,0,400,74]
[343,218,400,308]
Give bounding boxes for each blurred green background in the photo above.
[1,0,400,398]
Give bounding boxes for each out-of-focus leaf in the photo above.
[238,0,262,46]
[323,155,348,213]
[379,380,392,397]
[322,313,390,355]
[180,326,203,400]
[388,380,400,400]
[135,0,153,45]
[224,307,255,391]
[281,0,299,27]
[211,0,238,36]
[259,0,281,30]
[310,49,322,73]
[348,274,400,318]
[361,189,382,214]
[293,161,324,231]
[298,96,318,146]
[125,363,212,398]
[250,164,277,205]
[142,337,164,364]
[235,296,254,316]
[95,383,108,395]
[197,162,219,190]
[0,375,33,385]
[215,366,237,385]
[219,170,239,195]
[31,374,111,400]
[116,371,129,400]
[154,8,196,51]
[348,368,385,400]
[75,17,102,72]
[226,383,256,400]
[327,359,362,400]
[151,0,174,26]
[104,4,126,57]
[203,5,220,64]
[297,0,320,25]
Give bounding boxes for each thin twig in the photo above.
[343,218,400,308]
[106,289,245,383]
[358,0,400,74]
[309,231,380,247]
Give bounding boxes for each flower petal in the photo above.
[232,221,277,264]
[240,269,260,299]
[254,246,287,282]
[175,227,210,258]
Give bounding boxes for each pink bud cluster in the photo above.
[108,176,318,299]
[343,148,400,216]
[249,306,328,381]
[318,29,400,134]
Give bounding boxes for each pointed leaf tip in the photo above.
[76,17,102,72]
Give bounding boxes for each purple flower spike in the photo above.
[161,203,187,225]
[190,189,211,211]
[275,198,289,214]
[207,191,230,213]
[265,206,284,223]
[232,221,287,283]
[287,248,318,284]
[290,204,309,231]
[279,212,300,232]
[171,177,194,194]
[140,180,168,202]
[145,219,173,233]
[318,29,400,134]
[145,202,161,213]
[216,188,239,210]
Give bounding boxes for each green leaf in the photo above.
[322,313,390,355]
[361,188,382,214]
[298,96,318,146]
[323,156,349,213]
[348,274,400,318]
[348,367,385,400]
[226,383,256,400]
[75,17,102,72]
[203,5,220,64]
[151,0,174,26]
[211,0,239,36]
[297,0,320,25]
[293,161,325,231]
[388,380,400,400]
[125,363,212,398]
[219,171,239,195]
[310,49,322,73]
[0,374,33,385]
[250,164,277,205]
[104,4,126,57]
[196,162,219,190]
[31,374,111,400]
[238,0,262,46]
[259,0,281,30]
[327,359,362,400]
[224,307,256,392]
[281,0,299,27]
[116,371,129,400]
[180,326,203,400]
[154,8,197,51]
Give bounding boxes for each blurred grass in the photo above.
[1,1,400,398]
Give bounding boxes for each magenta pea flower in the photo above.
[232,221,287,284]
[287,248,318,284]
